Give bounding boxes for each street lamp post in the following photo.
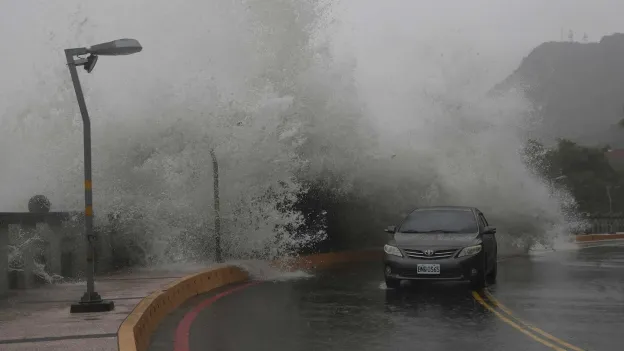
[65,39,142,313]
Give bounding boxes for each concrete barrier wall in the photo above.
[0,221,119,294]
[0,226,7,298]
[271,249,382,271]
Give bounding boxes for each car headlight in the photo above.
[384,244,403,257]
[457,244,482,258]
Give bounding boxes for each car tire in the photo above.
[385,278,401,289]
[470,256,487,290]
[486,259,498,284]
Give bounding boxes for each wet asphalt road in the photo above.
[151,243,624,351]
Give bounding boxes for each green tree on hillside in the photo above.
[524,138,624,215]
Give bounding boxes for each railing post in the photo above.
[0,222,8,298]
[45,217,63,278]
[20,222,37,289]
[211,148,222,263]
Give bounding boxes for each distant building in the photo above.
[605,149,624,172]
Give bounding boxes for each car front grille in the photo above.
[402,248,458,260]
[398,268,463,279]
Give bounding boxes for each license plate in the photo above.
[417,264,440,275]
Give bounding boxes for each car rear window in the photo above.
[399,209,479,233]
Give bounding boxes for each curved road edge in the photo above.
[117,265,249,351]
[116,249,382,351]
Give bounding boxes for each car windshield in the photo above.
[398,209,478,233]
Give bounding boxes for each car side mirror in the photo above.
[385,225,396,233]
[483,226,497,235]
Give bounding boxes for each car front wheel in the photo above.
[486,259,498,284]
[470,256,487,290]
[385,278,401,289]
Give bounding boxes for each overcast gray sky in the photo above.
[1,0,623,87]
[1,0,624,116]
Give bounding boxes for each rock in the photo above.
[28,195,51,213]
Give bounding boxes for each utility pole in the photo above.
[606,185,613,214]
[210,148,222,262]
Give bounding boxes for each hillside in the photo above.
[494,33,624,147]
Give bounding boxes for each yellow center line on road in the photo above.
[482,290,586,351]
[471,291,566,351]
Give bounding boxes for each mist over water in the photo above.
[0,0,577,266]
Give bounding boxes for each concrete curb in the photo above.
[575,234,624,242]
[117,265,248,351]
[116,249,382,351]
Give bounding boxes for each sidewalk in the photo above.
[0,267,201,351]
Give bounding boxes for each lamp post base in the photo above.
[70,292,115,313]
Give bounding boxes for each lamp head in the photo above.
[87,39,142,56]
[84,54,98,73]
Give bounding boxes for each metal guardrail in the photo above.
[0,195,118,297]
[0,210,81,297]
[577,215,624,234]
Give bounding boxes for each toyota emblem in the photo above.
[424,249,434,256]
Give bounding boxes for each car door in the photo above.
[478,211,497,270]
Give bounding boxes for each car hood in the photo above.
[389,232,481,249]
